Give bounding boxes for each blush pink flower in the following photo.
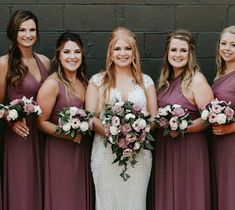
[24,103,35,114]
[117,138,129,149]
[172,107,186,117]
[159,117,169,128]
[225,107,234,121]
[123,148,133,158]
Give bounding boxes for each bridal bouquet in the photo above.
[6,96,42,121]
[56,106,94,139]
[201,98,234,125]
[155,104,192,137]
[102,99,154,181]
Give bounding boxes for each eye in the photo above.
[30,28,36,32]
[75,49,81,54]
[125,46,132,51]
[19,28,25,32]
[181,49,188,53]
[114,47,121,51]
[63,50,70,54]
[220,42,226,46]
[170,48,177,52]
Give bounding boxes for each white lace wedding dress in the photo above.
[90,73,154,210]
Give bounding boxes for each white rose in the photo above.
[62,123,71,132]
[0,109,4,118]
[172,104,181,109]
[110,126,118,135]
[69,107,79,116]
[145,126,150,133]
[125,113,136,120]
[179,120,188,130]
[138,119,147,129]
[133,142,141,150]
[216,113,227,124]
[8,109,18,121]
[80,121,89,132]
[34,105,42,115]
[114,101,124,107]
[169,117,178,130]
[70,118,81,129]
[201,110,209,120]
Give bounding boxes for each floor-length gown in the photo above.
[90,73,154,210]
[211,71,235,210]
[44,81,94,210]
[155,75,210,210]
[3,54,48,210]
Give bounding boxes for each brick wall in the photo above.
[0,0,235,83]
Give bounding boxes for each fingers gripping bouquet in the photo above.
[201,98,234,125]
[56,106,94,139]
[155,104,192,138]
[0,104,5,119]
[6,96,42,121]
[102,99,154,181]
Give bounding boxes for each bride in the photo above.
[85,27,157,210]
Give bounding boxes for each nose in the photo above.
[25,30,31,37]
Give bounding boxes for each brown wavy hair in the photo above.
[158,29,200,93]
[101,27,146,108]
[52,32,88,98]
[7,10,39,88]
[216,25,235,76]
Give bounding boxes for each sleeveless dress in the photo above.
[155,75,210,210]
[44,81,94,210]
[3,54,48,210]
[211,71,235,210]
[90,73,154,210]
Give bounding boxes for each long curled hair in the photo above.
[52,32,88,98]
[7,10,39,88]
[216,25,235,76]
[158,29,200,93]
[101,27,146,107]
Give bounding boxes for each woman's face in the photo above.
[112,39,133,69]
[59,40,82,72]
[17,19,37,48]
[219,31,235,63]
[168,38,189,71]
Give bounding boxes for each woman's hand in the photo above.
[212,124,232,136]
[11,118,29,138]
[72,134,82,144]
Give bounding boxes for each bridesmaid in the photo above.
[0,10,50,210]
[37,32,94,210]
[154,29,213,210]
[211,25,235,210]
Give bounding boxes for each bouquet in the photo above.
[56,106,94,139]
[155,104,192,137]
[6,96,42,121]
[201,98,234,125]
[102,99,154,181]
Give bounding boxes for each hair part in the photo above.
[7,10,39,88]
[158,29,200,94]
[216,25,235,76]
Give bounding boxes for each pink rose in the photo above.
[159,117,169,128]
[117,138,129,149]
[212,104,223,114]
[172,107,186,117]
[10,99,21,105]
[77,109,87,117]
[208,113,217,124]
[121,124,132,134]
[112,105,122,113]
[24,103,35,114]
[224,107,234,121]
[111,116,120,126]
[123,148,133,158]
[133,104,142,112]
[126,134,136,143]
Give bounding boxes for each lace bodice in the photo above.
[90,72,154,108]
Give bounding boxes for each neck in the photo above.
[64,70,77,82]
[173,68,184,79]
[115,66,132,76]
[225,61,235,74]
[19,46,34,59]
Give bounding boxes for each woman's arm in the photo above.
[37,77,81,143]
[186,72,214,133]
[85,82,105,136]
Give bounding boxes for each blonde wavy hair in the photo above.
[100,27,147,109]
[158,29,200,93]
[216,25,235,76]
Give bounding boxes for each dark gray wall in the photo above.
[0,1,235,83]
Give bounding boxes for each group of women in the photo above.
[0,9,235,210]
